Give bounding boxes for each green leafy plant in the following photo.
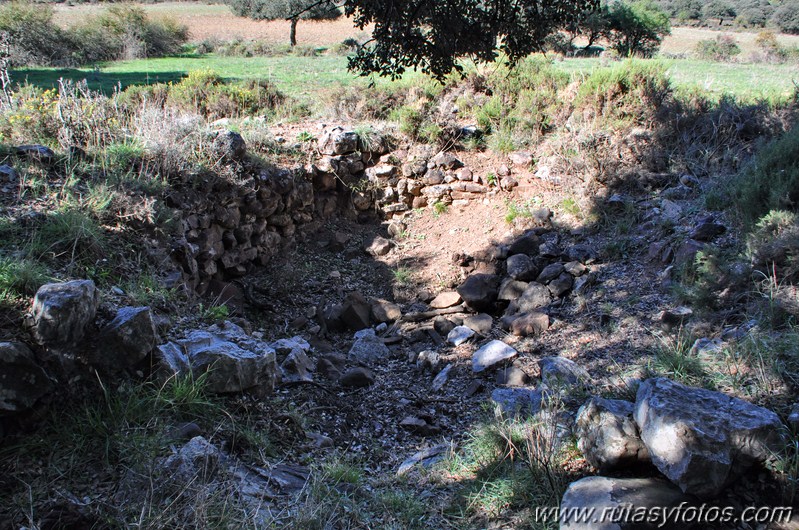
[296,130,315,142]
[393,267,413,285]
[200,303,230,322]
[432,201,449,216]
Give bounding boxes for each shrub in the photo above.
[732,125,799,226]
[72,5,188,62]
[695,34,741,61]
[165,70,286,120]
[606,0,671,58]
[575,60,671,126]
[0,2,70,66]
[0,3,188,67]
[771,4,799,35]
[702,0,736,25]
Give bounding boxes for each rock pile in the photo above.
[560,375,786,525]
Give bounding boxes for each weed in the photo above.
[0,256,49,299]
[200,303,230,323]
[296,131,315,143]
[30,208,104,266]
[432,201,449,217]
[648,330,710,388]
[560,196,582,218]
[504,199,539,224]
[125,272,177,307]
[354,124,383,152]
[443,407,573,527]
[393,267,413,285]
[390,105,424,139]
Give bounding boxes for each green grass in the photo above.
[557,57,799,103]
[12,54,798,110]
[1,374,239,522]
[393,267,413,285]
[12,54,364,102]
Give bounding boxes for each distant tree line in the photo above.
[654,0,799,33]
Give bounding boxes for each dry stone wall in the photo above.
[170,127,518,293]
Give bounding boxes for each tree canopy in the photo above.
[339,0,599,81]
[229,0,341,46]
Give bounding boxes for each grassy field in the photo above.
[12,54,362,97]
[12,53,799,106]
[556,58,799,102]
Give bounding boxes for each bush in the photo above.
[0,2,71,66]
[575,60,671,125]
[606,0,671,58]
[695,34,741,61]
[702,0,736,24]
[166,70,286,120]
[733,125,799,226]
[771,4,799,35]
[71,5,188,62]
[0,3,187,66]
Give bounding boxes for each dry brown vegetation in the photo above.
[52,2,369,46]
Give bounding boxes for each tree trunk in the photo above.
[290,18,297,47]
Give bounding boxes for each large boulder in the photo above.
[29,280,99,346]
[154,321,277,395]
[95,307,158,370]
[457,273,500,311]
[559,476,692,530]
[575,397,650,472]
[0,342,52,412]
[634,377,785,498]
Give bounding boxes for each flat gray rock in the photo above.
[397,444,452,476]
[472,340,517,372]
[560,476,692,529]
[490,387,543,416]
[539,356,590,389]
[447,325,475,346]
[432,363,453,391]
